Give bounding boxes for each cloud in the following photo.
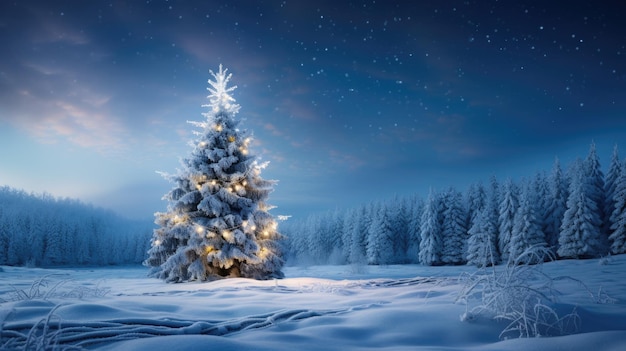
[1,62,130,155]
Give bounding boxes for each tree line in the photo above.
[0,186,152,267]
[281,142,626,266]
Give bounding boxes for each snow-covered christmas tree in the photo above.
[144,65,284,282]
[558,159,606,259]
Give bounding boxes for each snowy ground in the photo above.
[2,256,626,350]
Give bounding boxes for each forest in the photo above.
[2,142,625,270]
[282,143,626,267]
[0,187,151,266]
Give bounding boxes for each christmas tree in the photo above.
[144,65,284,282]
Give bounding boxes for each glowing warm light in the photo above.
[199,141,207,147]
[195,225,204,234]
[172,214,188,225]
[228,135,235,142]
[214,124,223,132]
[250,226,257,231]
[205,246,214,254]
[154,240,161,246]
[262,230,269,237]
[222,230,232,240]
[210,180,217,185]
[242,180,247,186]
[239,147,248,155]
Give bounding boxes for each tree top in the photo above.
[204,64,240,115]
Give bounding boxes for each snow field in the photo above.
[1,255,626,350]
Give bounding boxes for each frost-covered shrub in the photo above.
[456,245,581,339]
[3,274,109,302]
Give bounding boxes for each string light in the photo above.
[222,230,232,240]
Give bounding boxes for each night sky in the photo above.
[1,1,626,220]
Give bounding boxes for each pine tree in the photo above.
[584,142,606,233]
[349,204,370,265]
[419,190,443,266]
[609,162,626,254]
[341,208,357,263]
[498,179,519,263]
[466,182,487,230]
[145,65,283,282]
[532,172,550,238]
[440,188,467,265]
[326,208,346,264]
[366,203,394,265]
[390,196,411,263]
[467,207,499,267]
[510,180,547,264]
[558,160,606,259]
[407,196,424,263]
[605,145,621,235]
[488,175,501,239]
[545,158,568,252]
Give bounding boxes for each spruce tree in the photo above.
[390,197,411,263]
[407,196,424,263]
[349,204,370,265]
[498,179,519,263]
[366,202,394,265]
[145,65,284,282]
[419,190,443,265]
[605,145,621,235]
[584,142,606,233]
[510,180,547,264]
[440,188,467,265]
[466,182,487,230]
[467,207,499,267]
[341,208,357,263]
[609,162,626,254]
[545,158,568,252]
[558,160,606,259]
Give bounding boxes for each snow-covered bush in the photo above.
[456,245,581,339]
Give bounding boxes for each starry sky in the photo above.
[1,1,626,220]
